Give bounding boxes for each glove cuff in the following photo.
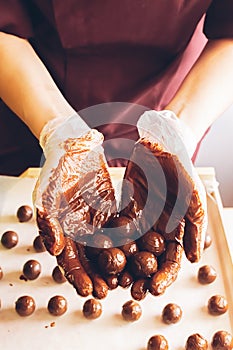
[39,113,90,151]
[137,110,198,158]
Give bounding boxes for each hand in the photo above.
[118,110,207,296]
[34,114,117,296]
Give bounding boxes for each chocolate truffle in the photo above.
[118,239,139,258]
[208,295,228,316]
[105,275,118,290]
[22,259,41,280]
[131,278,148,301]
[130,251,157,277]
[204,233,212,249]
[47,295,67,316]
[110,216,136,238]
[118,270,134,289]
[198,265,217,284]
[16,205,33,222]
[52,266,66,284]
[15,295,35,316]
[82,298,102,319]
[33,235,46,252]
[85,233,113,258]
[211,330,233,350]
[185,333,208,350]
[98,247,126,275]
[121,300,142,322]
[140,231,165,256]
[162,303,182,324]
[147,334,169,350]
[1,230,18,249]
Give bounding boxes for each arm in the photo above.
[166,38,233,142]
[0,32,75,139]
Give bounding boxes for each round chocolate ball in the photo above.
[82,298,102,319]
[198,265,217,284]
[1,230,18,249]
[118,238,139,258]
[105,275,118,290]
[52,266,66,284]
[110,216,136,238]
[98,247,126,275]
[208,295,228,316]
[131,278,148,301]
[47,295,67,316]
[16,205,33,222]
[204,233,212,249]
[140,231,165,256]
[33,235,46,252]
[22,259,41,280]
[162,303,182,324]
[147,334,169,350]
[85,233,113,258]
[130,251,157,277]
[185,333,208,350]
[122,300,142,322]
[15,295,35,316]
[118,270,134,289]
[211,330,233,350]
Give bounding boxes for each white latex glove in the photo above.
[120,110,207,295]
[34,114,117,296]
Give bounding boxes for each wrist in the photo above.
[39,113,90,151]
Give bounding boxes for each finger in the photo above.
[149,241,183,296]
[76,242,109,299]
[184,189,206,262]
[57,237,93,297]
[36,209,65,256]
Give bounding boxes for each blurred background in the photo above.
[195,104,233,207]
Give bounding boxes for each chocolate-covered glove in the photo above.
[33,114,117,296]
[119,110,207,296]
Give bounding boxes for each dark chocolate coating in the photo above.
[15,295,35,316]
[211,330,233,350]
[162,303,182,324]
[33,235,46,252]
[1,230,18,249]
[140,231,165,256]
[147,334,169,350]
[52,266,67,284]
[208,295,228,316]
[198,265,217,284]
[47,295,67,316]
[130,251,157,277]
[98,247,126,275]
[82,298,102,319]
[121,300,142,322]
[16,205,33,222]
[22,259,41,280]
[185,333,208,350]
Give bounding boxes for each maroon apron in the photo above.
[0,0,232,174]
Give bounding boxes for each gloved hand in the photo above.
[119,110,207,296]
[33,114,117,297]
